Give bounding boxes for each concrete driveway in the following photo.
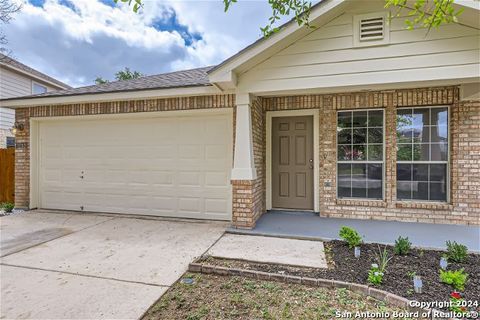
[0,210,226,319]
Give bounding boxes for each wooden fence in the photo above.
[0,148,15,203]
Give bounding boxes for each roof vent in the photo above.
[353,13,390,47]
[359,17,385,41]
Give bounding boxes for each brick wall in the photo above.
[14,94,235,209]
[259,87,479,226]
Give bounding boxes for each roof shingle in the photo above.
[5,66,215,100]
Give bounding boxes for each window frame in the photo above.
[396,105,450,203]
[336,108,386,201]
[32,82,48,95]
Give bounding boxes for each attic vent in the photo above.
[359,17,384,41]
[353,13,390,47]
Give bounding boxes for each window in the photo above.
[353,12,390,47]
[396,107,449,202]
[337,109,384,200]
[33,83,47,94]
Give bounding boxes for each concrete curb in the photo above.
[188,261,455,320]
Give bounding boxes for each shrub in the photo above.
[0,202,14,213]
[368,246,392,286]
[446,241,468,263]
[394,236,412,256]
[440,269,468,291]
[339,226,362,248]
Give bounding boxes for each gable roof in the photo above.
[207,0,480,89]
[0,53,72,90]
[1,0,478,107]
[4,66,214,101]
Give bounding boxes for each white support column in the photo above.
[231,93,257,180]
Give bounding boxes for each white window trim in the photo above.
[266,109,320,212]
[353,12,390,48]
[336,108,386,201]
[396,105,450,203]
[32,82,48,95]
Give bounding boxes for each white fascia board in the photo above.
[208,0,348,85]
[0,86,228,108]
[0,64,70,90]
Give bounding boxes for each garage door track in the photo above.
[0,210,226,319]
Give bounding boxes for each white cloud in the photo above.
[3,0,273,87]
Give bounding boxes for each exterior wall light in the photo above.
[10,122,24,135]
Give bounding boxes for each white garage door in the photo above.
[38,111,233,220]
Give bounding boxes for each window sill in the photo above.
[395,201,453,211]
[336,199,387,208]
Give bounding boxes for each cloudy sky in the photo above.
[3,0,277,87]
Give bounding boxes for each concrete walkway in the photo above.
[1,210,227,319]
[207,233,327,268]
[227,211,480,252]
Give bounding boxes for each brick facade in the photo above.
[247,86,478,226]
[14,95,235,209]
[13,87,479,227]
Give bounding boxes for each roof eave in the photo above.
[0,84,226,108]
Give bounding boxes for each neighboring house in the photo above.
[0,53,71,148]
[0,0,478,228]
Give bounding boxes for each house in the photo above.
[0,53,71,148]
[0,0,478,228]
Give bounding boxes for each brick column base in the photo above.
[231,179,264,229]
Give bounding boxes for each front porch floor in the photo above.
[227,211,480,252]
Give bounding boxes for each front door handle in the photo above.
[309,159,313,169]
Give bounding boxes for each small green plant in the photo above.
[446,241,468,263]
[339,226,362,248]
[368,263,384,285]
[394,236,412,255]
[406,271,416,279]
[0,202,14,213]
[440,269,468,291]
[368,246,392,286]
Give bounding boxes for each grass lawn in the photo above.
[142,273,415,320]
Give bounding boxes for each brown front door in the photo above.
[272,116,314,210]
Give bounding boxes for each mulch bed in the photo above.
[199,240,479,312]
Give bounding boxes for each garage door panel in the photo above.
[39,112,232,220]
[205,171,229,187]
[178,197,202,214]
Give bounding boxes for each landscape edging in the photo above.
[188,261,454,320]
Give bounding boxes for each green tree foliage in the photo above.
[225,0,312,36]
[115,67,144,81]
[385,0,463,32]
[94,77,109,85]
[95,67,144,84]
[113,0,143,13]
[115,0,461,37]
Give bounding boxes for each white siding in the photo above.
[0,107,14,130]
[0,67,32,99]
[238,1,480,93]
[0,66,59,99]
